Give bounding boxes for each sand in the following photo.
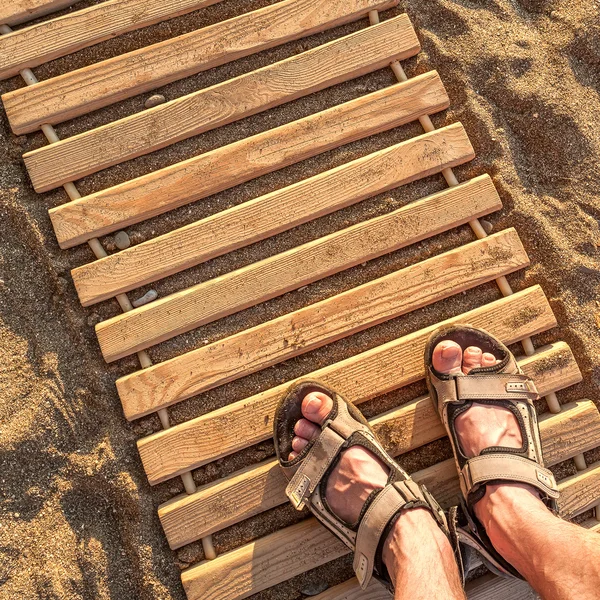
[1,0,599,598]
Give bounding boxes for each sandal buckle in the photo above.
[287,473,311,510]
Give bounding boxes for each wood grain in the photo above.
[115,176,501,414]
[558,461,600,520]
[94,122,474,362]
[79,150,484,311]
[180,410,592,600]
[136,284,561,486]
[2,0,399,134]
[50,74,453,249]
[0,0,224,80]
[160,396,596,549]
[70,74,450,304]
[23,14,419,189]
[99,225,524,369]
[0,0,78,26]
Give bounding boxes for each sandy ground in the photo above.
[1,0,599,598]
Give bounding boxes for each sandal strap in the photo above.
[286,425,346,510]
[353,480,434,589]
[431,370,539,406]
[461,453,559,498]
[456,373,539,402]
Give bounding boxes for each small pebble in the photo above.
[132,289,158,308]
[114,231,131,250]
[301,581,329,596]
[145,94,166,109]
[480,219,494,234]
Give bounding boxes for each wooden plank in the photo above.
[466,575,537,600]
[159,397,597,549]
[115,176,501,412]
[316,516,600,600]
[22,14,420,189]
[94,123,475,363]
[50,75,454,249]
[0,0,78,26]
[71,95,464,306]
[70,75,451,304]
[78,168,493,312]
[180,423,593,600]
[98,225,524,366]
[0,0,226,80]
[137,284,562,485]
[558,461,600,520]
[2,0,400,134]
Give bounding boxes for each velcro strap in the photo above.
[285,426,345,510]
[456,373,539,401]
[353,480,426,589]
[461,454,559,499]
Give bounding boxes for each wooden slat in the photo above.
[2,0,399,134]
[94,122,475,363]
[180,421,593,600]
[115,176,501,412]
[50,74,453,249]
[0,0,78,26]
[159,397,596,549]
[77,171,494,310]
[22,14,420,190]
[466,575,537,600]
[558,461,600,520]
[71,92,462,306]
[137,284,561,486]
[316,516,600,600]
[0,0,225,80]
[99,224,523,367]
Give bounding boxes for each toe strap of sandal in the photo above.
[461,453,560,500]
[353,481,449,590]
[285,425,346,510]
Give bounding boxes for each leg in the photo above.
[291,392,465,600]
[433,342,600,600]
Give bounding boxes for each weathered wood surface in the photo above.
[78,172,496,308]
[0,0,224,80]
[116,228,524,418]
[2,0,399,134]
[466,576,538,600]
[558,461,600,520]
[0,0,78,26]
[22,14,419,189]
[136,288,567,485]
[160,398,597,549]
[50,74,453,250]
[115,176,501,413]
[180,442,596,600]
[99,226,525,369]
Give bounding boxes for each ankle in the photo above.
[382,508,452,582]
[473,483,553,566]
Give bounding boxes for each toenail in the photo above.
[305,394,322,412]
[441,345,460,359]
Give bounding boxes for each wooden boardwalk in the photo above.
[2,1,599,599]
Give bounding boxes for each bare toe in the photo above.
[482,352,498,367]
[432,340,463,374]
[301,391,334,425]
[463,346,483,374]
[292,435,309,454]
[294,418,320,441]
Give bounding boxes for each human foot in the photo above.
[431,339,548,540]
[289,391,455,581]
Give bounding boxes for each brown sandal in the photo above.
[424,325,560,579]
[273,380,464,592]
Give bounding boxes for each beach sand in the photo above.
[0,0,599,598]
